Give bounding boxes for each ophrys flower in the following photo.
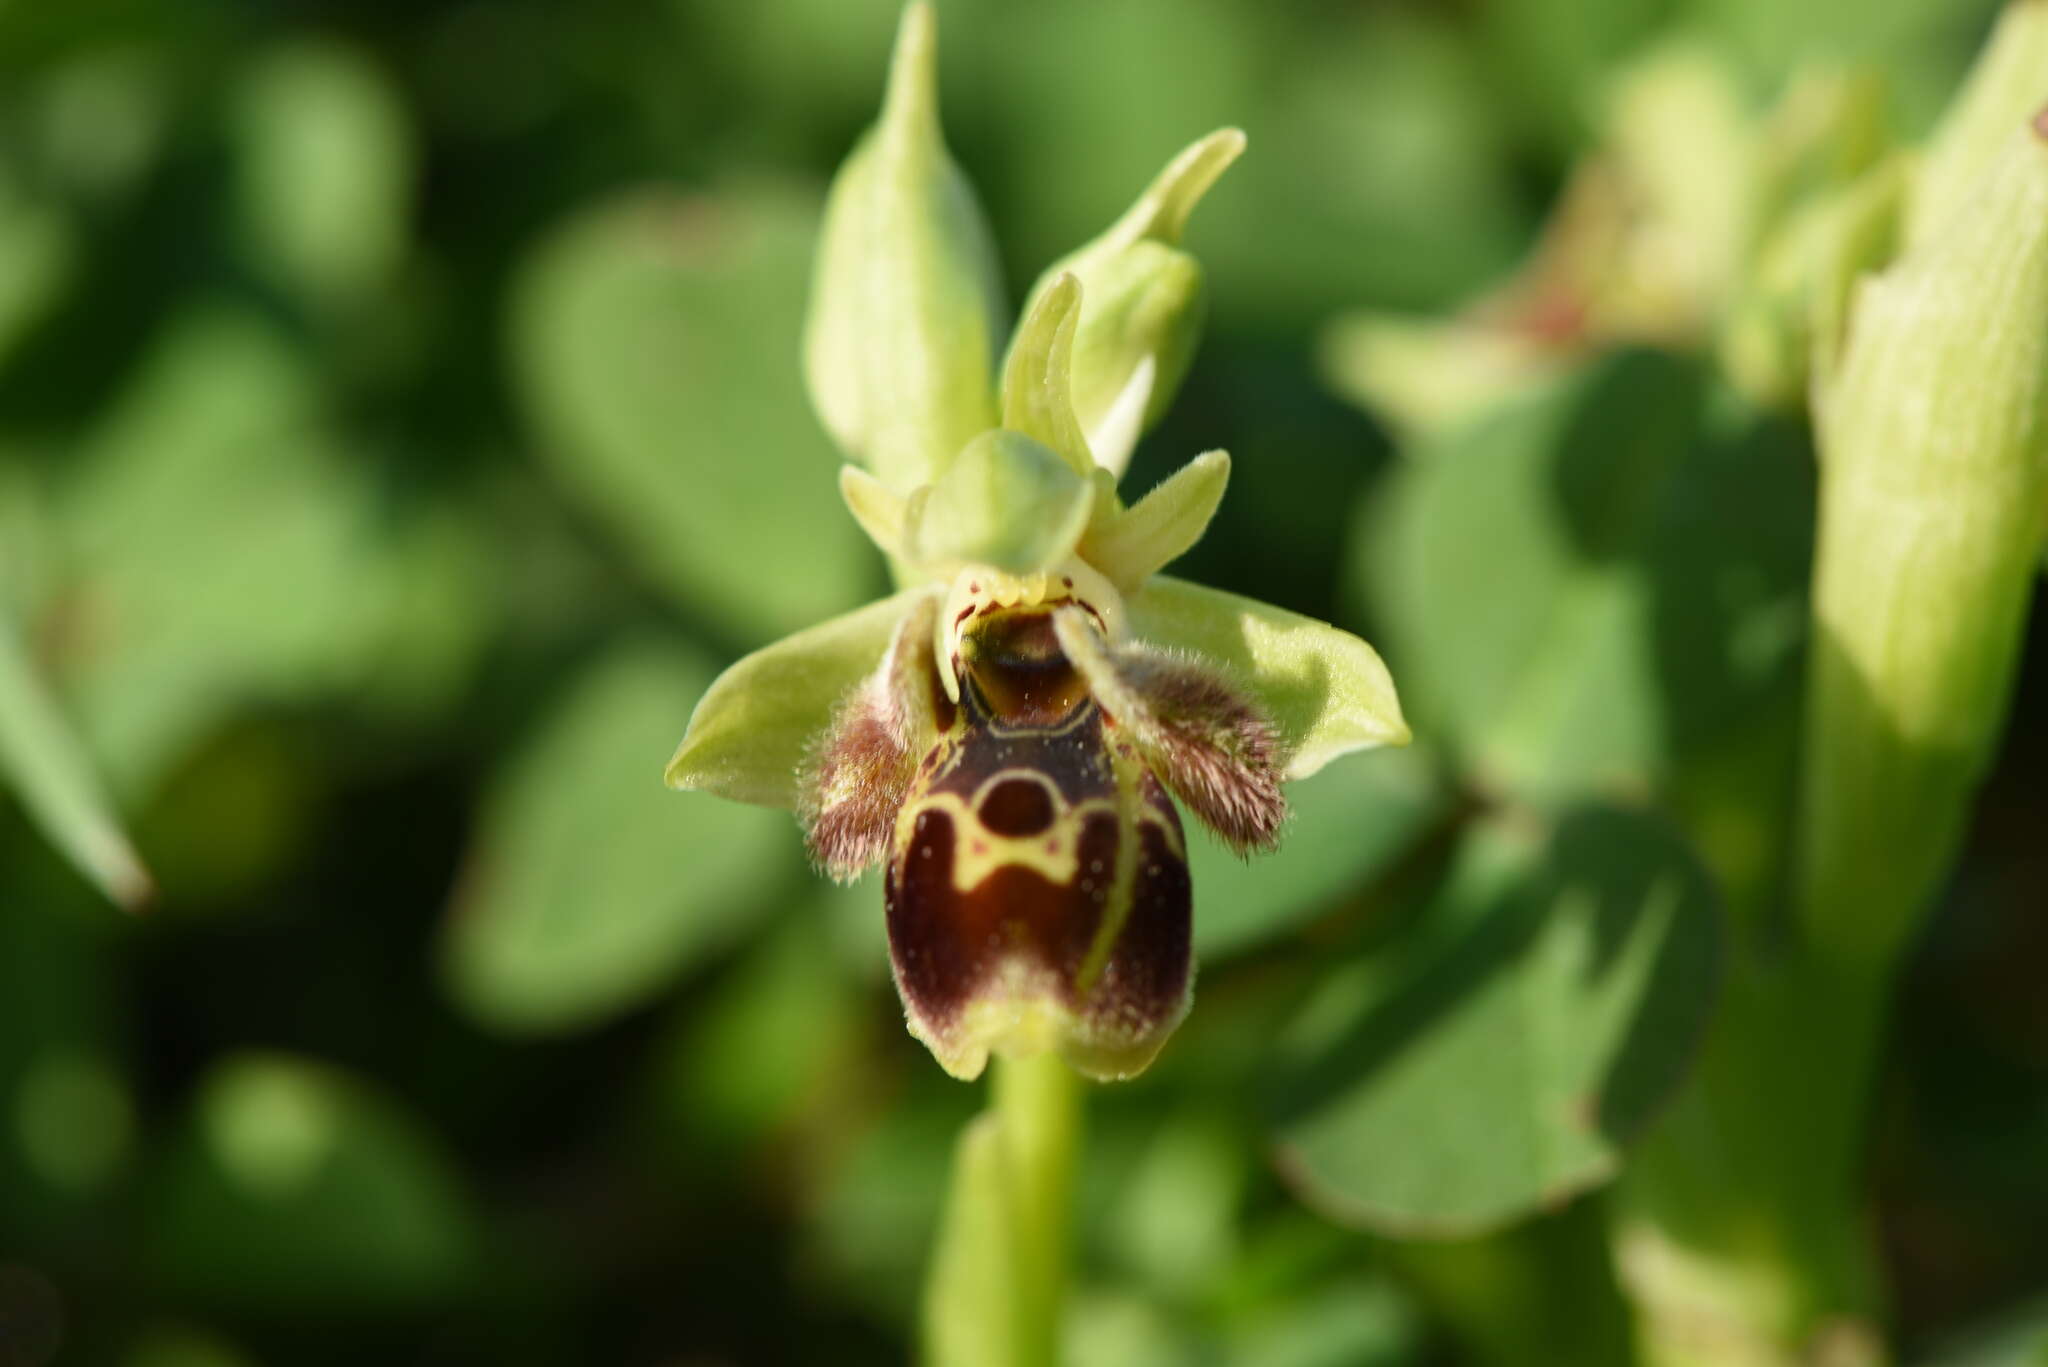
[665,4,1407,1081]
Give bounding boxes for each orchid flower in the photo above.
[664,4,1407,1082]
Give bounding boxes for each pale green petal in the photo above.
[905,429,1092,573]
[1128,576,1409,779]
[998,273,1093,476]
[838,464,909,561]
[1081,449,1228,591]
[665,588,935,808]
[1017,129,1243,476]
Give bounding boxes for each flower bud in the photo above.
[1015,129,1243,476]
[1904,0,2048,251]
[803,3,1005,493]
[1801,107,2048,966]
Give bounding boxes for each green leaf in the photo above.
[448,640,795,1033]
[1918,1295,2048,1367]
[53,305,400,795]
[145,1054,478,1311]
[1268,805,1721,1236]
[229,40,414,309]
[1128,575,1408,781]
[906,429,1093,574]
[666,587,930,809]
[512,185,879,643]
[0,611,150,907]
[1191,744,1446,959]
[1357,352,1813,805]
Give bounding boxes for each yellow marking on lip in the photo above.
[901,787,1124,893]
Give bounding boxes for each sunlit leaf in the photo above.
[1356,353,1811,805]
[1269,805,1721,1236]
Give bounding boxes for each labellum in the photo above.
[800,568,1285,1081]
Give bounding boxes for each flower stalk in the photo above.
[1616,16,2048,1360]
[924,1052,1080,1367]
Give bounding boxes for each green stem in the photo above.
[924,1052,1081,1367]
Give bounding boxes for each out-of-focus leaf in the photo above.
[1269,805,1721,1236]
[1190,744,1445,959]
[1101,1110,1245,1299]
[651,903,867,1163]
[1475,0,1677,151]
[808,1088,968,1323]
[53,305,400,794]
[0,611,150,906]
[512,186,878,644]
[124,1327,255,1367]
[1918,1295,2048,1367]
[444,639,792,1033]
[230,40,414,309]
[145,1053,477,1310]
[1220,1275,1420,1367]
[1356,353,1811,805]
[0,162,75,368]
[1204,9,1526,321]
[14,1044,134,1192]
[1691,0,1990,124]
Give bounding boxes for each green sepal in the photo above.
[1127,575,1409,780]
[905,429,1093,574]
[664,587,937,809]
[1016,129,1244,476]
[802,2,1005,492]
[998,273,1094,476]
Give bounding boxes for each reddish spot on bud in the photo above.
[2034,103,2048,141]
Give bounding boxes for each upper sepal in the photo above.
[665,587,938,809]
[1127,576,1409,779]
[803,2,1006,491]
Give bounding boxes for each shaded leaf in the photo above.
[513,186,879,643]
[448,639,792,1032]
[1269,805,1721,1236]
[1190,743,1445,959]
[145,1054,477,1311]
[1357,353,1811,805]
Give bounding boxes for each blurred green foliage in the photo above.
[1,0,2044,1364]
